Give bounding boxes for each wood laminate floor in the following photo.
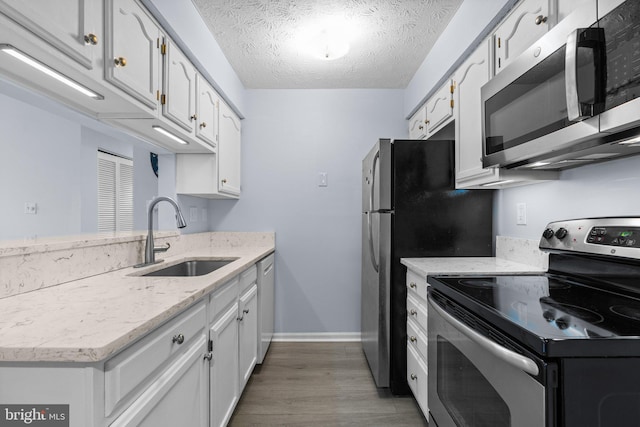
[229,342,429,426]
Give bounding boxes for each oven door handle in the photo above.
[428,297,539,376]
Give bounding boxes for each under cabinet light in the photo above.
[481,179,515,187]
[617,135,640,145]
[152,126,189,145]
[0,44,103,99]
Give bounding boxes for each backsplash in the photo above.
[496,236,548,270]
[0,231,274,299]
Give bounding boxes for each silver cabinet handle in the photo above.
[428,296,539,376]
[409,282,417,289]
[410,309,417,316]
[203,352,212,361]
[409,336,417,343]
[172,334,184,344]
[410,373,417,380]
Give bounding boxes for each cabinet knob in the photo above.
[535,15,547,25]
[221,179,227,184]
[190,114,197,121]
[425,119,430,124]
[409,336,417,343]
[243,309,250,315]
[203,352,213,361]
[410,309,417,316]
[84,33,98,45]
[409,282,417,289]
[410,373,417,381]
[200,122,207,128]
[418,125,424,130]
[114,57,127,67]
[172,333,185,345]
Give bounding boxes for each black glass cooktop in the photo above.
[428,274,640,357]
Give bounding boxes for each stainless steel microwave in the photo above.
[482,0,640,170]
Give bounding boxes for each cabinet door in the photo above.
[106,0,161,110]
[110,335,208,427]
[425,80,454,137]
[238,284,258,389]
[195,75,219,149]
[493,0,549,75]
[0,0,99,69]
[455,40,496,185]
[209,304,239,427]
[218,100,241,197]
[408,106,427,139]
[162,38,197,132]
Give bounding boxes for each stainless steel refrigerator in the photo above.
[361,138,493,395]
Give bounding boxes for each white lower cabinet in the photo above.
[406,270,429,417]
[0,256,274,427]
[110,334,208,427]
[209,303,240,427]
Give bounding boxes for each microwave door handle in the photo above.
[565,28,606,122]
[428,296,539,376]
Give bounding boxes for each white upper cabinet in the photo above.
[0,0,99,70]
[218,100,242,197]
[455,40,493,186]
[493,0,550,75]
[425,79,454,138]
[195,75,219,149]
[162,38,197,132]
[106,0,161,111]
[408,106,427,139]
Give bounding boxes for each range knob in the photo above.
[542,228,555,239]
[555,227,568,240]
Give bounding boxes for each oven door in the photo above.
[427,294,547,427]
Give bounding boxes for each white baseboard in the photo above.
[272,332,361,342]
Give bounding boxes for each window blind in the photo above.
[97,151,133,232]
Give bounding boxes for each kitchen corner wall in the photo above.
[207,89,406,335]
[496,155,640,240]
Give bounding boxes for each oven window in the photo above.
[437,336,510,426]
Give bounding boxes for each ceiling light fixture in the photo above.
[152,126,189,145]
[0,44,103,99]
[298,17,355,61]
[313,27,350,60]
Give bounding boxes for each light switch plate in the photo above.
[318,172,328,187]
[516,203,527,225]
[24,202,37,214]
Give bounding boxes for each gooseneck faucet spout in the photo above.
[136,196,187,267]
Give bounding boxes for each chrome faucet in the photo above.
[136,196,187,267]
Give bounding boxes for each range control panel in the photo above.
[539,218,640,259]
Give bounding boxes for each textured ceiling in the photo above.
[192,0,463,89]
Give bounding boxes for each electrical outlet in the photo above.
[516,203,527,225]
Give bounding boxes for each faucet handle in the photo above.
[153,242,171,254]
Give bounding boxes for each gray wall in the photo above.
[207,89,406,334]
[496,155,640,240]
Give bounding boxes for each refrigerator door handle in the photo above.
[367,212,379,273]
[368,151,380,273]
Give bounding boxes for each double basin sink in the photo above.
[140,258,238,277]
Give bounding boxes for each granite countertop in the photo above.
[0,244,274,363]
[401,257,547,279]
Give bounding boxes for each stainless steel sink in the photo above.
[141,259,238,277]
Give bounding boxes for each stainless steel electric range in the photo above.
[427,217,640,427]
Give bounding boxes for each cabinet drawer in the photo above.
[407,344,428,416]
[406,270,428,301]
[407,294,428,332]
[104,300,207,416]
[407,318,428,361]
[208,275,239,322]
[239,265,257,293]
